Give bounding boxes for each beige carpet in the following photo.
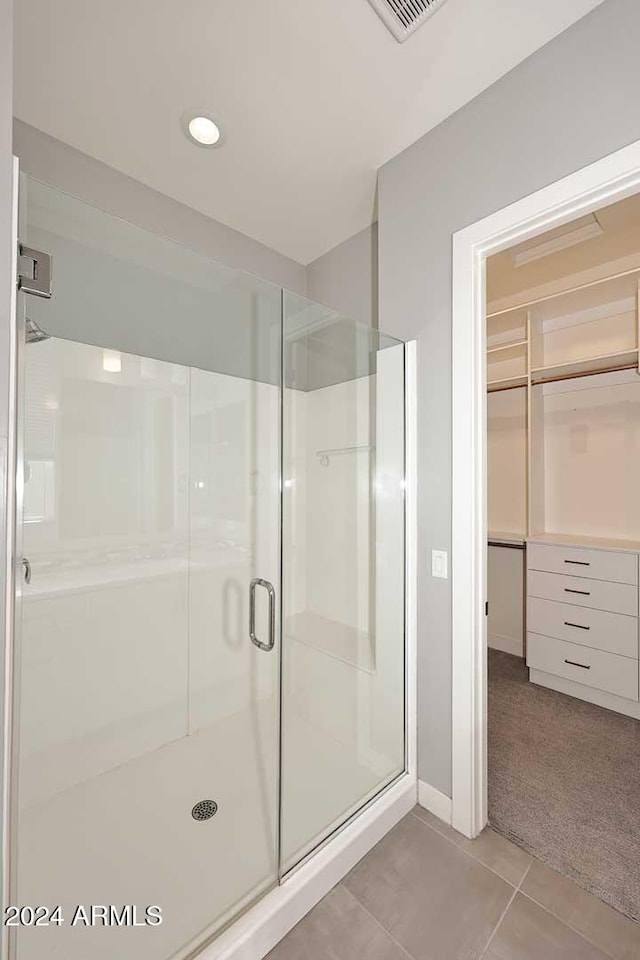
[488,649,640,921]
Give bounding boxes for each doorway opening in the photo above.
[451,137,640,914]
[485,190,640,919]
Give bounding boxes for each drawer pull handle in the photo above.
[564,588,591,595]
[564,659,591,670]
[564,621,590,630]
[564,559,590,566]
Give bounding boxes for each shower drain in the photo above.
[191,799,218,821]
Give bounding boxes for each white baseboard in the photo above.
[530,669,640,720]
[488,633,523,657]
[199,773,416,960]
[417,779,452,825]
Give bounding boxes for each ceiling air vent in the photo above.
[367,0,449,42]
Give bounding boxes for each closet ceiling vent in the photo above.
[366,0,449,42]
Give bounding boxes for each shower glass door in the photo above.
[11,176,282,960]
[280,293,406,871]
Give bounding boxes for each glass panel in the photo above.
[13,178,281,960]
[280,292,406,871]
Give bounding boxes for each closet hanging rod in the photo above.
[488,360,640,393]
[531,360,639,386]
[487,382,528,394]
[487,265,640,319]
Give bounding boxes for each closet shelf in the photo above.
[488,531,526,549]
[487,339,528,356]
[527,532,640,553]
[487,374,528,393]
[530,348,639,385]
[487,264,640,321]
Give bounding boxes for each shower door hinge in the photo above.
[17,244,52,298]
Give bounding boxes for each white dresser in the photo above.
[526,537,640,718]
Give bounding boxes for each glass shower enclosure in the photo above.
[7,175,407,960]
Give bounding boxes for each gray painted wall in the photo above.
[306,224,378,329]
[378,0,640,796]
[14,120,306,296]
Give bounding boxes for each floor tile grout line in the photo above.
[410,811,634,960]
[345,812,527,960]
[477,885,519,960]
[518,859,533,892]
[409,809,531,889]
[339,883,417,960]
[516,886,628,960]
[477,857,533,959]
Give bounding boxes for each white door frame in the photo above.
[451,138,640,838]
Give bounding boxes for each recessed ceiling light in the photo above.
[181,111,222,148]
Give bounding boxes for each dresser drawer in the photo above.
[527,597,638,659]
[528,570,638,616]
[527,543,638,585]
[527,633,639,701]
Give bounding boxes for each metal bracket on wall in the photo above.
[17,244,52,298]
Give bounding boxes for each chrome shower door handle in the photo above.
[22,558,31,585]
[249,578,276,651]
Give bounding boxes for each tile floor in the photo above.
[267,806,640,960]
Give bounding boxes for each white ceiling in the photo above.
[14,0,605,265]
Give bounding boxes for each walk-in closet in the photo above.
[486,193,640,921]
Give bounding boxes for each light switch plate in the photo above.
[432,549,448,579]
